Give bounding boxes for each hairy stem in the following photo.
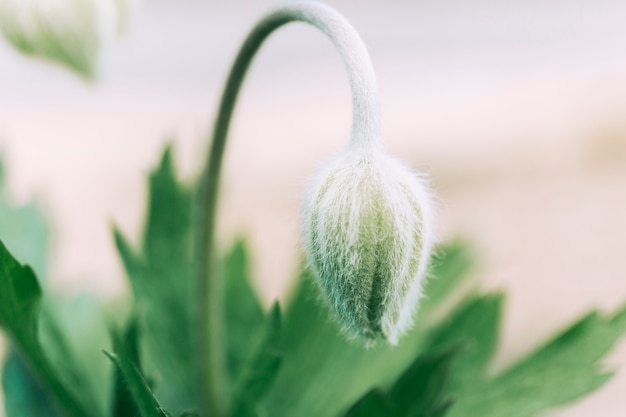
[193,2,381,415]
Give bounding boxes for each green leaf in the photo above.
[0,158,106,417]
[0,159,49,281]
[419,242,474,316]
[231,303,282,416]
[114,145,196,413]
[344,347,457,417]
[446,305,626,417]
[425,294,503,392]
[110,319,142,417]
[179,412,200,417]
[388,347,456,417]
[0,240,93,417]
[104,328,170,417]
[2,350,61,417]
[223,239,265,382]
[261,243,473,417]
[344,390,390,417]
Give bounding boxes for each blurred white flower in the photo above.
[0,0,136,78]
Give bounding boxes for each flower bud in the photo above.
[302,149,434,344]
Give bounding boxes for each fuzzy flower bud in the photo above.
[303,148,434,345]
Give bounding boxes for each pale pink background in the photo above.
[1,0,626,415]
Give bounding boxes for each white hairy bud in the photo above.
[303,148,434,345]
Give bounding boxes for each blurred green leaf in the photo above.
[104,327,170,417]
[114,145,196,414]
[2,349,61,417]
[0,240,93,417]
[110,319,142,417]
[0,159,49,280]
[261,243,473,417]
[0,157,110,417]
[224,239,265,383]
[231,303,283,417]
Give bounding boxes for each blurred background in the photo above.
[1,0,626,415]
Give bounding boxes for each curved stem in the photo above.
[194,2,381,415]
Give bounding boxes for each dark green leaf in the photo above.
[179,412,200,417]
[111,319,142,417]
[114,145,196,413]
[104,328,169,417]
[344,347,457,417]
[388,347,457,417]
[344,390,390,417]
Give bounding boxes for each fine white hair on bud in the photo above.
[302,147,435,345]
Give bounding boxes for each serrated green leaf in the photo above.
[261,243,473,417]
[114,145,196,413]
[104,328,169,417]
[446,305,626,417]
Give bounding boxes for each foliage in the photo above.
[0,149,625,417]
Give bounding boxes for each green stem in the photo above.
[193,2,381,416]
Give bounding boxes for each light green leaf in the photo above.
[425,294,503,392]
[447,306,626,417]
